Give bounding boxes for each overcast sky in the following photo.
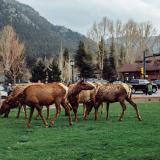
[17,0,160,35]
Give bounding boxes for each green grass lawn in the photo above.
[0,103,160,160]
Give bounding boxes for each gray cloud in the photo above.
[17,0,160,35]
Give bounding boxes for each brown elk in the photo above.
[85,83,142,121]
[68,81,96,121]
[0,83,51,120]
[0,82,72,128]
[1,85,28,118]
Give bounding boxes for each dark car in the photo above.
[152,80,160,88]
[129,79,158,94]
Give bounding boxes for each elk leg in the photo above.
[83,103,86,116]
[23,105,27,119]
[119,101,127,121]
[46,105,50,120]
[4,109,10,118]
[83,104,89,120]
[64,104,72,116]
[36,107,48,128]
[34,112,40,120]
[126,98,142,121]
[61,101,72,126]
[101,103,104,115]
[94,108,98,120]
[106,102,110,120]
[27,107,34,128]
[49,102,61,127]
[16,105,21,119]
[70,101,78,122]
[72,106,78,122]
[94,101,101,120]
[83,101,94,120]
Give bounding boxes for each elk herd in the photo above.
[0,80,142,128]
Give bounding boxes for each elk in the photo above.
[68,81,96,121]
[0,82,72,128]
[85,83,142,121]
[0,83,51,120]
[1,85,28,118]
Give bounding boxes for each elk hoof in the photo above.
[74,119,78,122]
[49,121,54,127]
[138,118,142,121]
[27,125,31,128]
[118,119,123,122]
[45,125,49,128]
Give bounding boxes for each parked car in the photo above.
[0,85,8,99]
[86,78,108,84]
[129,79,158,94]
[152,80,160,88]
[113,80,124,84]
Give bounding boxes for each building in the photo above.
[118,55,160,81]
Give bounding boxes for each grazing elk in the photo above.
[0,83,51,120]
[1,85,28,119]
[85,83,142,121]
[0,83,72,128]
[68,81,96,121]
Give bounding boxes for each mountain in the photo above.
[0,0,94,65]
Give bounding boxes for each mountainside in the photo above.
[0,0,94,64]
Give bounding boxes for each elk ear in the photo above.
[79,79,84,83]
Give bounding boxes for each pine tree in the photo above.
[75,41,94,79]
[103,37,117,82]
[63,48,69,65]
[30,59,46,82]
[47,59,61,82]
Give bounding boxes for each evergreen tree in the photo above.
[75,41,94,79]
[30,59,46,82]
[103,37,117,82]
[63,48,69,62]
[47,59,61,82]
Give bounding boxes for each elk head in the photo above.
[77,80,95,91]
[0,100,10,116]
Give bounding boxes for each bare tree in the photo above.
[88,17,160,71]
[87,17,114,78]
[0,25,25,83]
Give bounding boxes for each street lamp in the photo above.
[70,60,75,83]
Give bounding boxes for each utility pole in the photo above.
[143,50,146,79]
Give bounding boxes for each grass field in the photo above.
[0,103,160,160]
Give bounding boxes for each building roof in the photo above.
[118,63,160,73]
[118,55,160,73]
